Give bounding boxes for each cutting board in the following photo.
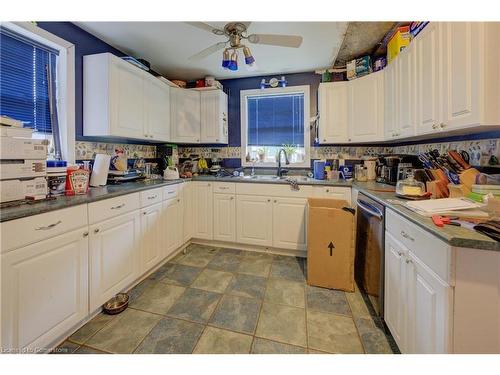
[406,198,482,214]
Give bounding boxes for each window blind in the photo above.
[247,93,304,147]
[0,28,58,133]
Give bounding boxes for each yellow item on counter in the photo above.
[401,185,424,196]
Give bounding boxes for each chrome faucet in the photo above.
[277,148,290,177]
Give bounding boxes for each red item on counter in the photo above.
[65,166,90,195]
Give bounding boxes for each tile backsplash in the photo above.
[178,138,500,167]
[75,138,500,168]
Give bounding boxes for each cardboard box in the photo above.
[307,198,356,292]
[0,137,48,160]
[0,159,47,180]
[0,177,47,203]
[387,26,411,63]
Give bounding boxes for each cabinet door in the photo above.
[170,87,201,143]
[416,22,442,135]
[384,61,398,139]
[163,197,182,257]
[200,90,228,144]
[140,203,163,275]
[272,197,307,250]
[348,71,384,142]
[397,45,416,138]
[236,195,273,247]
[111,59,145,139]
[442,22,481,130]
[318,82,349,143]
[192,182,213,240]
[406,251,452,354]
[181,182,194,243]
[89,210,140,311]
[384,232,408,353]
[213,193,236,242]
[1,228,88,351]
[144,76,170,141]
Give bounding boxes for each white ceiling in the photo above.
[75,22,348,80]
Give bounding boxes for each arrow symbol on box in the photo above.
[328,242,335,256]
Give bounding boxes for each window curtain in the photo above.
[247,93,304,147]
[0,27,59,136]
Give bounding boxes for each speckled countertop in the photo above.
[1,175,497,251]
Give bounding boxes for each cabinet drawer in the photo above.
[212,182,236,194]
[140,187,162,207]
[312,186,351,205]
[88,192,140,224]
[162,184,178,200]
[236,183,313,198]
[386,209,452,283]
[1,205,88,254]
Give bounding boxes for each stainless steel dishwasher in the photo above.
[355,193,385,318]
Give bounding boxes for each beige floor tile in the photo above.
[130,282,185,315]
[255,302,307,347]
[265,278,305,308]
[307,310,364,353]
[191,269,234,293]
[86,309,161,353]
[193,327,253,354]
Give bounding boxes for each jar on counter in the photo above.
[47,160,67,196]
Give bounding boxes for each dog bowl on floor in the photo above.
[103,293,129,315]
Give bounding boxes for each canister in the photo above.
[313,160,326,180]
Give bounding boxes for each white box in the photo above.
[0,160,46,180]
[0,125,33,138]
[0,137,48,159]
[0,177,47,203]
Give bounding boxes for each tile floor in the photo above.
[54,244,398,354]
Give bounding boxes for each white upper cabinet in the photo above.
[397,45,416,138]
[318,81,349,143]
[170,87,201,143]
[348,70,384,142]
[83,53,170,142]
[200,90,228,144]
[441,22,500,130]
[144,74,171,141]
[384,61,398,139]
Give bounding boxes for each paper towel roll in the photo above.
[90,154,111,187]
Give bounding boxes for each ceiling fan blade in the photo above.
[247,34,303,48]
[184,22,225,35]
[188,42,226,61]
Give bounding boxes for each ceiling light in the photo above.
[221,49,230,69]
[227,50,238,71]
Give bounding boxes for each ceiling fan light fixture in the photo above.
[243,46,255,65]
[228,50,238,71]
[221,49,230,69]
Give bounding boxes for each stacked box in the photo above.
[0,117,48,203]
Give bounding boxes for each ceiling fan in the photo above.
[185,22,303,71]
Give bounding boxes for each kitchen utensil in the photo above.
[163,166,180,180]
[103,293,129,315]
[432,215,461,227]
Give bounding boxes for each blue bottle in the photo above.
[313,160,326,180]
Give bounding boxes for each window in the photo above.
[0,22,75,163]
[241,86,310,167]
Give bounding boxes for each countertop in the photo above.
[1,175,497,252]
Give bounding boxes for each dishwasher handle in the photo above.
[357,199,383,220]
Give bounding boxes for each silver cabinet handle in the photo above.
[400,230,415,241]
[440,122,446,129]
[166,191,175,195]
[207,184,211,187]
[267,199,271,202]
[219,187,229,190]
[274,199,277,203]
[230,196,234,200]
[397,251,403,256]
[83,231,89,237]
[111,204,125,210]
[147,195,158,200]
[432,123,438,130]
[35,220,62,230]
[143,211,148,215]
[177,199,180,202]
[326,189,330,193]
[406,258,413,264]
[216,139,219,142]
[94,228,100,233]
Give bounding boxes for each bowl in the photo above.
[102,293,129,315]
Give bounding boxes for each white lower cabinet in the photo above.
[385,229,452,354]
[406,251,452,354]
[163,197,183,257]
[181,182,194,243]
[236,195,273,247]
[272,197,307,250]
[192,182,213,240]
[140,202,163,275]
[213,193,236,242]
[1,227,89,352]
[89,210,141,311]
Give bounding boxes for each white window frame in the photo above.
[240,85,310,168]
[2,22,76,163]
